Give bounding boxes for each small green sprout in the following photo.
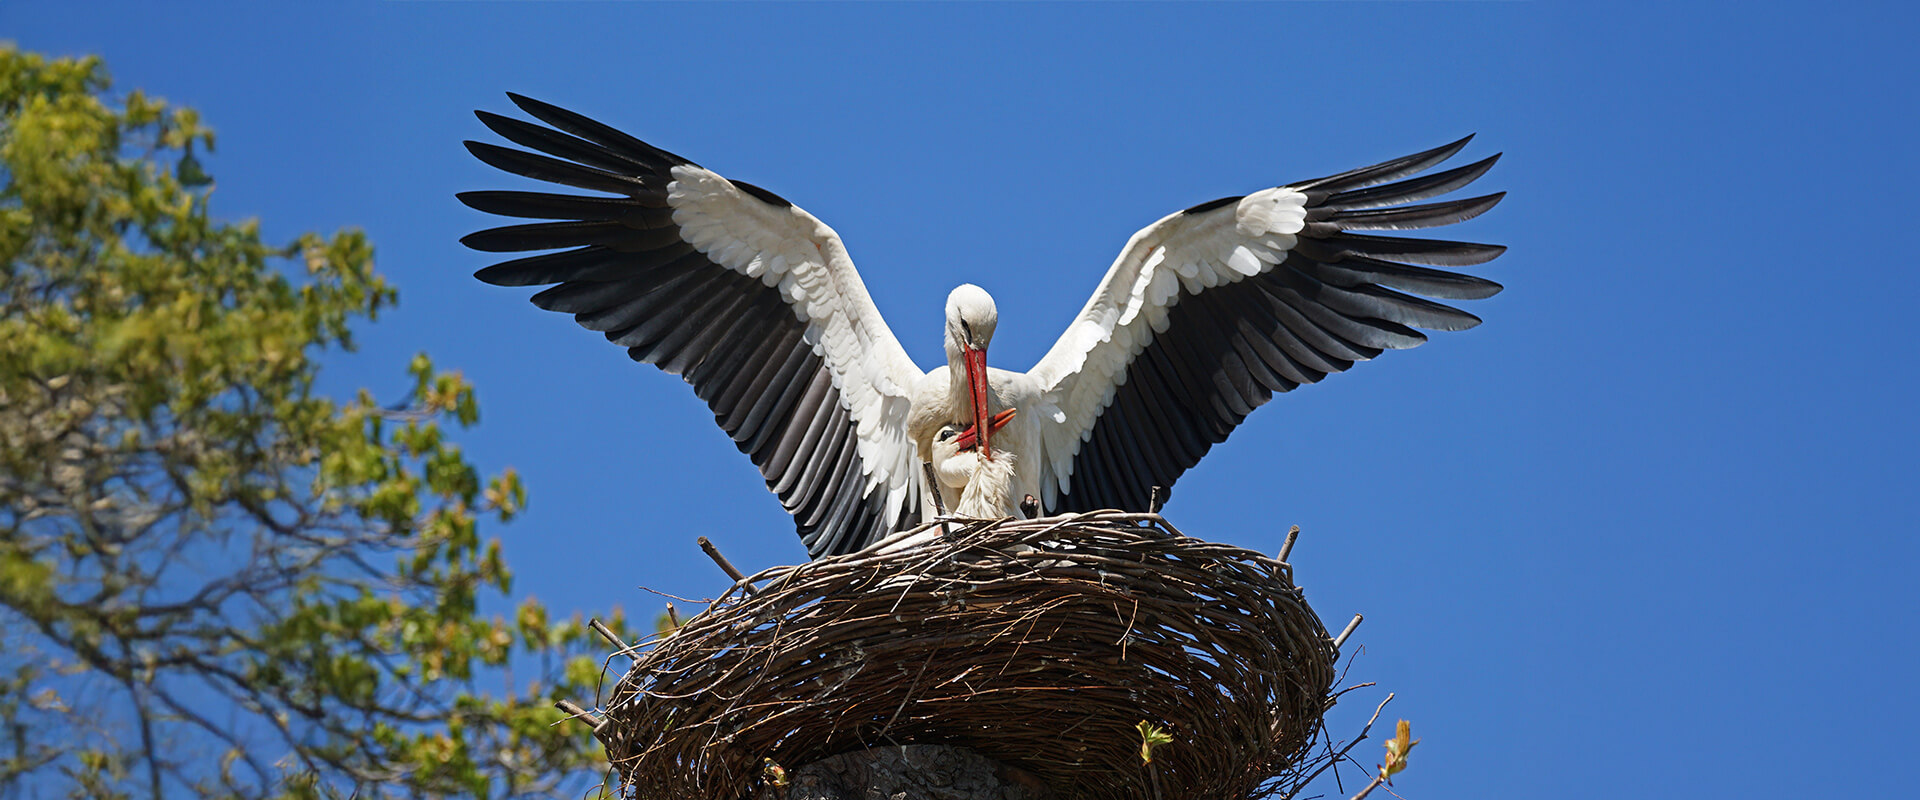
[1137,720,1174,764]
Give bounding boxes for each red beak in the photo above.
[955,408,1017,452]
[963,345,993,458]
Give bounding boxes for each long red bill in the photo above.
[963,346,993,458]
[955,408,1017,451]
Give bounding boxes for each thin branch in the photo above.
[1278,525,1301,562]
[1332,614,1363,652]
[1288,693,1393,800]
[589,618,632,657]
[696,536,756,594]
[554,700,608,732]
[126,679,165,800]
[1350,773,1388,800]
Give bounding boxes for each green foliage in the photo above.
[0,46,627,799]
[1135,720,1172,765]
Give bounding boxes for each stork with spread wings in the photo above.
[461,94,1504,559]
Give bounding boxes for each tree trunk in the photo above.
[756,745,1056,800]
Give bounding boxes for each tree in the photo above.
[0,47,623,799]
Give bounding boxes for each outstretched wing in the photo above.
[1027,137,1505,512]
[460,94,926,557]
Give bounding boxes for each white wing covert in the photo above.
[1027,137,1506,512]
[460,94,925,558]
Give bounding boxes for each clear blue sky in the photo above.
[7,2,1916,797]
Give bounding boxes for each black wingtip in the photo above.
[458,229,500,252]
[461,140,527,175]
[1397,134,1476,173]
[1429,133,1476,161]
[472,260,532,286]
[1296,135,1482,195]
[503,92,550,119]
[500,92,698,171]
[1317,152,1506,212]
[473,108,516,134]
[470,95,529,126]
[505,92,569,125]
[1474,151,1505,178]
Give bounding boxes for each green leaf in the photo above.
[1137,720,1174,764]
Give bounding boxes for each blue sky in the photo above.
[6,1,1917,797]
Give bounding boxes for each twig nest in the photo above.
[598,512,1337,800]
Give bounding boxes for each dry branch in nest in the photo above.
[591,511,1340,800]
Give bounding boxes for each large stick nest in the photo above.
[596,512,1338,800]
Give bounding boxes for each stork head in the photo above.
[943,284,998,356]
[944,284,999,459]
[929,425,976,491]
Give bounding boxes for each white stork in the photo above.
[460,94,1506,559]
[928,422,1022,520]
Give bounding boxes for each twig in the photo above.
[697,536,757,595]
[1332,614,1363,652]
[1278,525,1300,563]
[590,618,632,657]
[1350,773,1388,800]
[1327,681,1379,705]
[1289,692,1393,799]
[555,699,609,732]
[923,461,955,538]
[1148,486,1164,515]
[665,603,681,629]
[922,462,947,516]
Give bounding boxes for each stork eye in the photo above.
[937,427,957,442]
[959,320,973,342]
